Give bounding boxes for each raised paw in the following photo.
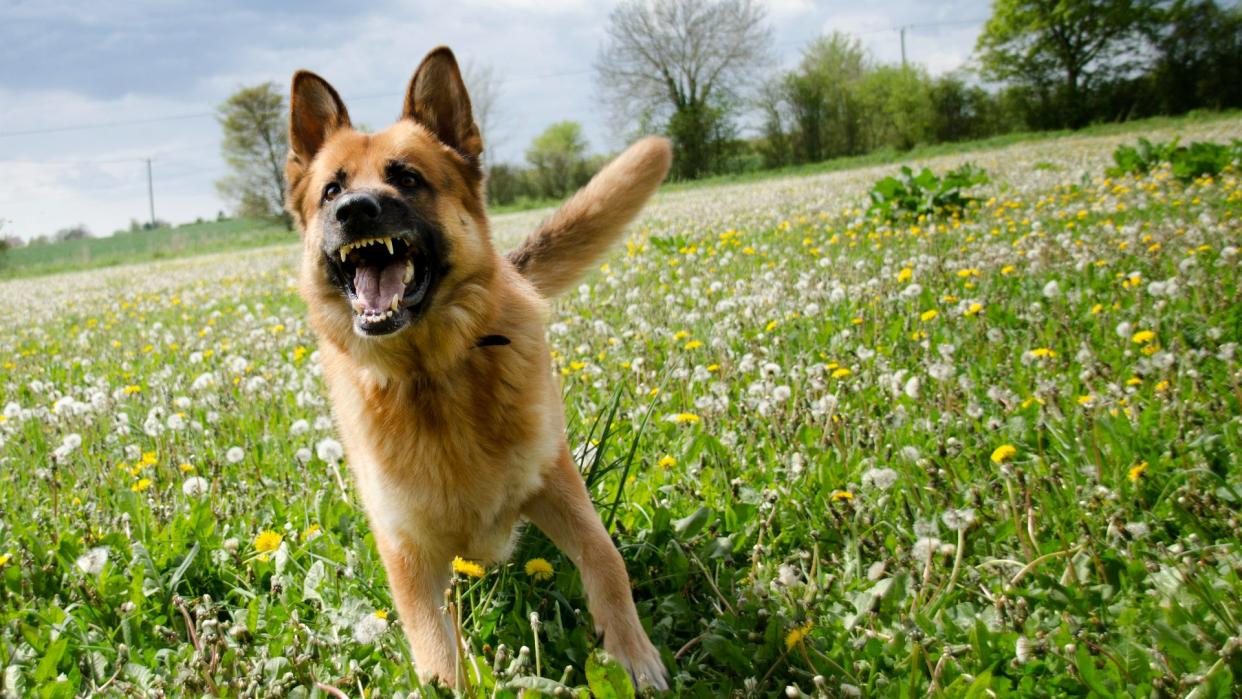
[604,628,669,691]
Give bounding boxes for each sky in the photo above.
[0,0,989,241]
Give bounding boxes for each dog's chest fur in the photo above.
[320,335,560,560]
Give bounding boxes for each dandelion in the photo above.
[941,508,976,531]
[831,367,852,379]
[226,447,244,464]
[772,385,792,401]
[683,340,703,350]
[76,547,108,575]
[1128,461,1148,482]
[1042,280,1061,298]
[0,553,11,567]
[316,438,344,463]
[897,267,913,282]
[991,444,1017,464]
[657,455,677,468]
[671,412,701,425]
[1028,347,1057,358]
[254,530,283,553]
[524,558,554,581]
[920,309,938,322]
[862,467,898,491]
[1131,330,1156,344]
[131,478,153,493]
[1077,395,1096,406]
[785,621,813,650]
[453,556,485,578]
[831,490,853,501]
[964,302,983,317]
[182,476,209,497]
[178,463,195,473]
[353,613,389,644]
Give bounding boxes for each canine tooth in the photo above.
[340,248,348,262]
[403,259,414,284]
[390,294,401,311]
[383,237,394,254]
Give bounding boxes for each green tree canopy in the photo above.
[976,0,1156,127]
[525,121,589,199]
[216,82,289,224]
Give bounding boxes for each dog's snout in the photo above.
[335,192,382,225]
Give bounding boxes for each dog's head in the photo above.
[286,47,494,343]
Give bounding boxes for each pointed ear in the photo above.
[289,70,351,163]
[402,47,483,164]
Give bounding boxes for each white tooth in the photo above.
[403,260,414,284]
[340,248,348,262]
[390,294,401,311]
[352,299,365,314]
[384,237,394,254]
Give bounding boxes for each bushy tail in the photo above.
[506,136,672,297]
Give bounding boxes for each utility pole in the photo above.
[145,158,156,228]
[900,26,908,68]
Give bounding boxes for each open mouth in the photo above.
[328,234,435,335]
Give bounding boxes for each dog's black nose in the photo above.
[335,191,381,225]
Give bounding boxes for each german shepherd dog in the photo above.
[285,47,672,690]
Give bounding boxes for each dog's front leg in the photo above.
[374,535,457,687]
[522,446,669,690]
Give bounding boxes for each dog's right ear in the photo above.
[288,71,351,163]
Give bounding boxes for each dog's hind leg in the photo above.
[522,445,669,690]
[374,535,458,688]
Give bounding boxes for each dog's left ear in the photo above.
[403,47,483,165]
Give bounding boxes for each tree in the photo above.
[1147,0,1242,114]
[53,225,93,243]
[526,121,590,199]
[783,33,869,162]
[216,82,290,224]
[976,0,1155,128]
[596,0,773,178]
[857,65,935,151]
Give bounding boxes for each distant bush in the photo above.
[1108,137,1242,181]
[867,163,989,221]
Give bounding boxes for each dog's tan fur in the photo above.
[285,47,672,689]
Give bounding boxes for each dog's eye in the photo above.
[388,166,425,191]
[322,182,342,203]
[400,173,421,188]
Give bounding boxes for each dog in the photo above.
[284,46,672,690]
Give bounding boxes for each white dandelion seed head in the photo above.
[941,508,977,531]
[316,438,344,464]
[861,467,898,491]
[226,447,244,464]
[1042,280,1061,298]
[352,613,389,644]
[76,547,109,575]
[182,476,210,497]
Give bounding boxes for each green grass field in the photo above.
[1,118,1241,697]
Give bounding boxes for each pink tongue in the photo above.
[353,262,406,314]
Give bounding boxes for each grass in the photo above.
[0,124,1241,696]
[0,218,294,280]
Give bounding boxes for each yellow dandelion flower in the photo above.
[851,317,864,325]
[1001,265,1016,275]
[1131,330,1156,344]
[831,367,852,379]
[1155,380,1170,392]
[765,319,779,332]
[0,553,11,567]
[1126,377,1142,386]
[1128,461,1148,482]
[897,267,913,282]
[673,330,690,341]
[1029,347,1057,358]
[141,451,158,465]
[991,444,1017,464]
[178,463,194,473]
[683,340,703,350]
[673,413,701,425]
[706,364,720,372]
[831,490,853,501]
[254,530,283,553]
[524,558,554,581]
[658,455,677,468]
[374,609,388,620]
[452,556,486,579]
[785,621,814,650]
[964,303,983,317]
[131,478,152,493]
[1090,303,1104,314]
[1077,395,1096,406]
[920,309,938,322]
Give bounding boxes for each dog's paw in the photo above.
[604,632,669,692]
